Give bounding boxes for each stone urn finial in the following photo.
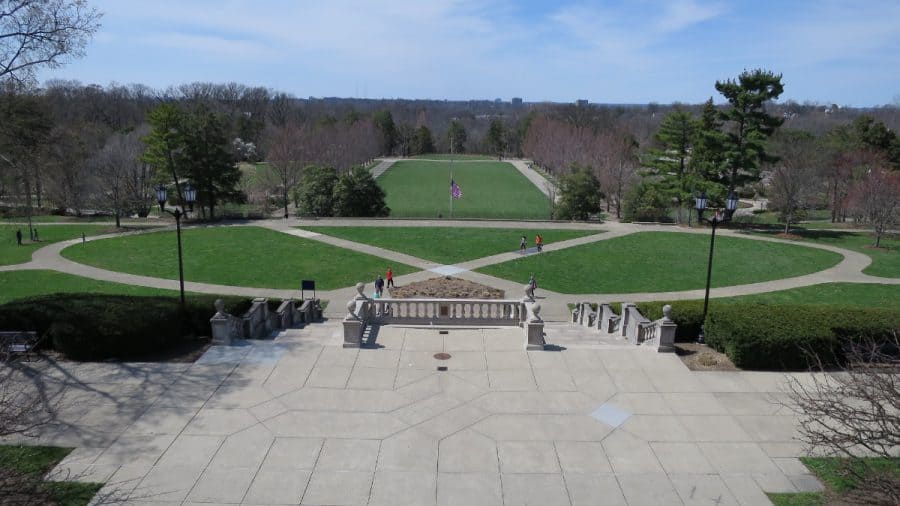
[530,302,542,322]
[214,299,226,317]
[346,299,358,319]
[356,282,366,299]
[662,304,673,322]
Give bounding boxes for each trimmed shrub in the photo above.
[704,303,900,370]
[636,300,705,341]
[0,294,249,361]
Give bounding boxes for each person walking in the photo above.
[33,228,38,241]
[386,267,394,288]
[15,229,22,245]
[519,235,527,254]
[535,234,543,252]
[528,274,538,296]
[374,275,385,298]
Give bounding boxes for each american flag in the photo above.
[451,179,463,199]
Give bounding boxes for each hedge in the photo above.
[0,294,250,361]
[704,303,900,370]
[636,300,705,341]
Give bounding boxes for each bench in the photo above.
[0,331,42,361]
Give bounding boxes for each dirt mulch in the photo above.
[675,342,738,371]
[389,276,504,299]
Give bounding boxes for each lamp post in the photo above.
[156,183,197,310]
[694,190,739,344]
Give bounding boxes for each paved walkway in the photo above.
[4,323,829,505]
[2,218,897,322]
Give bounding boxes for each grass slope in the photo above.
[0,445,102,505]
[0,270,181,305]
[378,160,550,219]
[745,229,899,278]
[0,224,116,266]
[61,226,417,289]
[726,282,900,308]
[410,154,495,160]
[478,231,843,294]
[302,226,598,264]
[768,457,899,505]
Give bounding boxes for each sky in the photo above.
[36,0,900,107]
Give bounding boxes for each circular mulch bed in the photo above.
[389,276,505,299]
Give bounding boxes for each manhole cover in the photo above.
[433,353,451,360]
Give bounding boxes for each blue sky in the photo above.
[37,0,900,106]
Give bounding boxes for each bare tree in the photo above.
[786,335,900,505]
[769,133,822,234]
[0,0,101,85]
[848,164,900,247]
[90,126,149,226]
[263,122,307,218]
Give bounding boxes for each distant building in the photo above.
[511,97,523,106]
[575,99,589,107]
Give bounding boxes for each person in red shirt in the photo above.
[386,266,394,288]
[535,234,543,252]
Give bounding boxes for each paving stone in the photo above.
[316,438,380,471]
[260,437,323,471]
[355,348,401,368]
[186,466,255,503]
[650,442,716,474]
[608,392,672,415]
[403,332,444,351]
[617,473,684,505]
[442,332,484,351]
[485,351,531,370]
[719,473,774,506]
[347,366,398,390]
[564,473,626,505]
[622,414,692,442]
[753,472,799,493]
[132,465,204,503]
[395,372,442,401]
[475,392,596,414]
[243,469,310,504]
[156,435,223,468]
[699,443,781,474]
[527,350,568,369]
[670,473,740,505]
[369,471,437,506]
[416,403,489,439]
[714,392,785,415]
[483,333,522,351]
[602,430,664,474]
[554,441,613,473]
[437,472,502,506]
[533,368,577,391]
[94,434,176,467]
[301,470,373,505]
[265,411,406,439]
[734,415,801,442]
[441,372,488,401]
[438,430,498,473]
[488,369,537,391]
[207,425,273,469]
[206,385,275,409]
[498,441,560,473]
[316,346,359,367]
[393,393,463,426]
[788,474,825,492]
[500,473,571,506]
[474,414,613,441]
[377,429,438,472]
[440,351,488,370]
[679,415,753,442]
[662,392,730,415]
[772,457,812,476]
[305,365,352,388]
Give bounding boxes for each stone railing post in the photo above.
[210,299,235,345]
[524,302,545,351]
[657,305,677,353]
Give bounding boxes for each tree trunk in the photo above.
[283,188,289,219]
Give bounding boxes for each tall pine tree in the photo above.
[180,109,242,219]
[642,108,698,215]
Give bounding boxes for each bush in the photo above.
[636,300,705,341]
[0,294,249,361]
[704,303,900,370]
[623,181,672,222]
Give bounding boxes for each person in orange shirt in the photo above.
[386,266,394,288]
[535,234,543,252]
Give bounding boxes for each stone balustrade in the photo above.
[210,297,322,344]
[343,282,544,350]
[574,302,676,352]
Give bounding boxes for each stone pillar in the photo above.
[620,303,636,338]
[343,299,364,348]
[657,304,677,353]
[210,300,233,345]
[525,303,545,350]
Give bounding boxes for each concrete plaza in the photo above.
[4,322,825,505]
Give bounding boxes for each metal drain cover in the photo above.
[433,353,451,360]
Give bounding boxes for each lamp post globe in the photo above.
[184,184,197,205]
[155,184,168,210]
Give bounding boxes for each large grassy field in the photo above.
[0,224,119,266]
[745,229,899,278]
[478,231,844,294]
[377,160,551,219]
[409,154,495,160]
[61,226,417,290]
[301,226,599,264]
[0,270,181,305]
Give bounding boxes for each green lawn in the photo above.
[0,445,102,505]
[478,231,844,294]
[768,457,899,505]
[410,154,494,160]
[0,224,119,266]
[61,226,418,289]
[744,229,899,278]
[725,282,900,308]
[301,226,599,264]
[378,160,551,219]
[0,270,182,305]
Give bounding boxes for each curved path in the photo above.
[3,217,897,322]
